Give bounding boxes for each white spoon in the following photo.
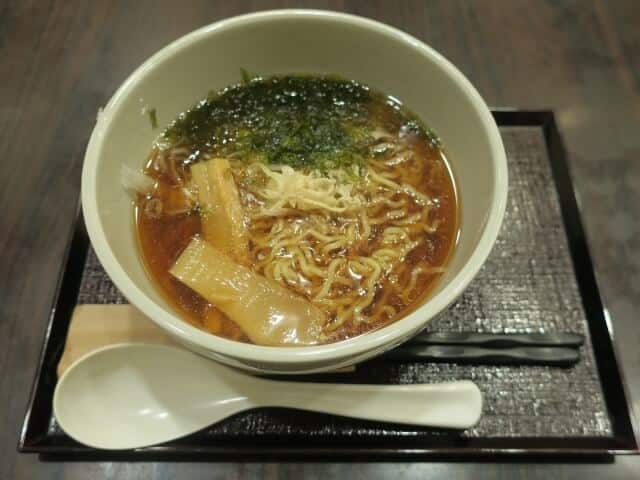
[53,343,482,450]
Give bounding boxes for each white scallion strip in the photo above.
[121,164,154,199]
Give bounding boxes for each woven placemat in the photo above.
[74,126,611,439]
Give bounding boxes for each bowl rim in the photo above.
[82,9,508,365]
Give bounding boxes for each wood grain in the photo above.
[1,1,639,478]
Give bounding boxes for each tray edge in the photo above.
[18,110,639,458]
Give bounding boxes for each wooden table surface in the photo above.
[2,1,639,478]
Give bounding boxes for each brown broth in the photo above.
[135,75,458,344]
[322,146,457,342]
[136,200,249,341]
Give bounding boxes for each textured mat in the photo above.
[73,126,611,439]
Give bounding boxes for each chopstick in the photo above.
[409,332,584,348]
[385,332,584,367]
[385,345,580,366]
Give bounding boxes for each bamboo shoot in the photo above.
[191,158,249,263]
[170,237,325,346]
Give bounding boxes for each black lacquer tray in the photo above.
[18,111,638,460]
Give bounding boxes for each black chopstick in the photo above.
[408,332,584,348]
[385,345,580,367]
[385,332,584,367]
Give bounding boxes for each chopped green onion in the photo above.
[148,108,157,129]
[240,68,252,85]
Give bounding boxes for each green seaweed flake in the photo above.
[161,75,436,175]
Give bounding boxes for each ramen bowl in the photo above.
[81,10,508,373]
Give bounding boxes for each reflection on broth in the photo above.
[128,74,458,346]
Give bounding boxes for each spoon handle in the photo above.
[258,379,482,429]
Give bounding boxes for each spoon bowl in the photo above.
[54,343,482,450]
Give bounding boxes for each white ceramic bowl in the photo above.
[82,10,508,373]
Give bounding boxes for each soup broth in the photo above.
[133,75,458,345]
